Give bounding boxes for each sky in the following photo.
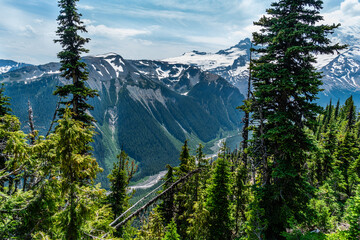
[0,0,359,64]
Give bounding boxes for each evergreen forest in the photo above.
[1,0,360,239]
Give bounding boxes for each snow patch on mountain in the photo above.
[0,66,12,74]
[0,60,32,74]
[156,68,171,79]
[165,48,247,70]
[104,58,124,77]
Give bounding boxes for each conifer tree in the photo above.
[158,164,175,225]
[108,149,137,237]
[0,84,11,117]
[54,109,101,239]
[335,132,359,198]
[174,141,196,238]
[250,0,346,238]
[344,96,356,131]
[319,125,337,184]
[233,161,248,236]
[54,0,98,124]
[179,140,191,174]
[346,186,360,239]
[334,99,340,120]
[206,157,232,240]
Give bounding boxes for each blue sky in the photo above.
[0,0,359,64]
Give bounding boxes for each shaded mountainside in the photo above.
[165,31,360,106]
[0,53,244,185]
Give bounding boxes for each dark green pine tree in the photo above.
[319,124,337,184]
[179,140,191,174]
[0,84,12,190]
[334,132,359,198]
[108,150,137,237]
[54,0,98,124]
[206,157,232,240]
[158,164,176,225]
[0,84,11,117]
[344,96,356,131]
[250,0,346,238]
[174,140,196,238]
[334,99,340,120]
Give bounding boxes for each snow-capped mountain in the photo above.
[165,38,251,96]
[0,59,32,74]
[165,30,360,106]
[0,54,244,184]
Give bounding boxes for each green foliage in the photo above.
[250,0,345,238]
[0,84,12,117]
[186,195,210,240]
[334,131,359,197]
[158,164,176,225]
[52,109,102,239]
[137,209,165,240]
[108,149,137,237]
[172,141,197,238]
[244,189,267,240]
[326,231,348,240]
[282,231,327,240]
[233,161,249,236]
[179,140,192,174]
[206,157,232,240]
[345,186,360,239]
[308,198,335,232]
[54,0,98,124]
[162,219,180,240]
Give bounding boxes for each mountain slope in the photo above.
[0,54,244,185]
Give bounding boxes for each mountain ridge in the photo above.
[0,53,244,185]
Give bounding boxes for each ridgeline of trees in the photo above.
[1,0,360,239]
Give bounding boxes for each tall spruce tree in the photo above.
[206,157,232,240]
[174,140,196,238]
[108,149,137,237]
[250,0,346,238]
[54,0,98,124]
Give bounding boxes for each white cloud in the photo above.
[322,0,360,27]
[77,4,95,11]
[82,19,95,25]
[87,24,151,40]
[19,25,37,37]
[340,0,360,16]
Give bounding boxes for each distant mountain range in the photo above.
[0,59,32,74]
[165,28,360,106]
[0,54,244,185]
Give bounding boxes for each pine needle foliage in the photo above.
[250,0,346,238]
[206,157,232,240]
[54,0,98,125]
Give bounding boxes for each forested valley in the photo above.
[1,0,360,239]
